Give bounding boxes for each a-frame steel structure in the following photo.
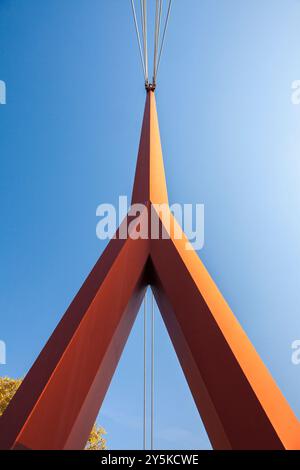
[0,91,299,450]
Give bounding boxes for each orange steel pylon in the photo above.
[0,91,299,450]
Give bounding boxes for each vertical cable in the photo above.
[158,0,163,39]
[143,0,148,83]
[130,0,146,80]
[140,0,147,84]
[143,291,147,450]
[153,0,159,85]
[130,0,173,88]
[140,1,145,52]
[157,0,163,75]
[156,0,172,77]
[153,0,163,85]
[151,292,155,450]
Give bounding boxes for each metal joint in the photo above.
[145,82,156,92]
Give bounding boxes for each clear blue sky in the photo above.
[1,0,300,450]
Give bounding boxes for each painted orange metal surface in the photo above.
[0,212,149,450]
[151,208,300,449]
[0,91,299,449]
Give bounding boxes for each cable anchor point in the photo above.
[145,81,156,92]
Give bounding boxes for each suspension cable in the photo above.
[157,0,163,78]
[140,0,149,84]
[130,0,173,89]
[143,290,155,450]
[153,0,162,85]
[130,0,146,80]
[156,0,173,78]
[143,0,149,84]
[151,292,155,450]
[143,292,147,450]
